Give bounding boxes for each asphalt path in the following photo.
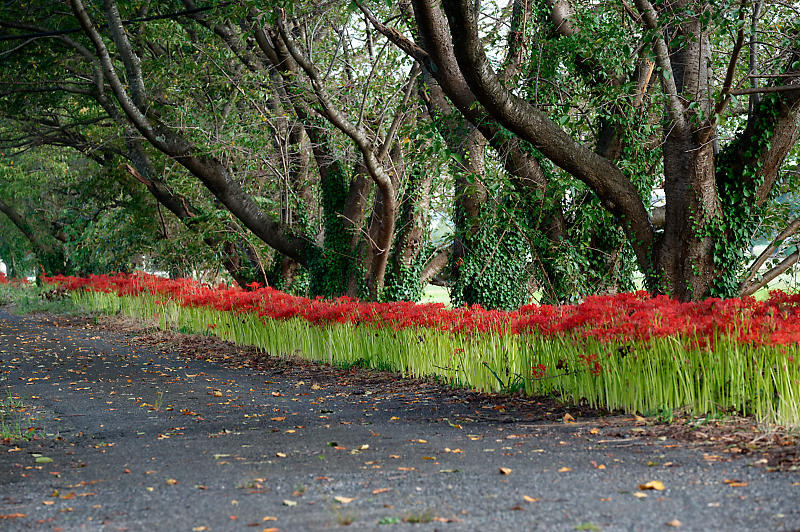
[0,309,798,531]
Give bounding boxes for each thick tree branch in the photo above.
[420,244,452,285]
[103,0,147,109]
[740,250,800,298]
[437,0,655,278]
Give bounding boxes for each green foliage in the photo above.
[450,204,529,311]
[712,94,782,298]
[308,161,364,298]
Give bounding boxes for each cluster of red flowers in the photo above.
[43,272,800,347]
[0,273,28,286]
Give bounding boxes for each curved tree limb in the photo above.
[740,251,800,298]
[739,216,800,295]
[436,0,655,280]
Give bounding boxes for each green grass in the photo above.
[420,283,450,305]
[0,283,86,315]
[0,392,36,442]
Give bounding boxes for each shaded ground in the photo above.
[0,309,799,531]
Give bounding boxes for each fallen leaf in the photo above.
[333,496,355,504]
[499,467,513,475]
[166,478,178,485]
[191,527,208,531]
[275,452,287,458]
[0,514,27,519]
[412,439,427,443]
[724,479,748,487]
[35,456,53,464]
[397,467,415,471]
[639,481,665,491]
[439,469,461,473]
[262,516,278,521]
[271,417,286,421]
[263,529,280,532]
[633,492,648,498]
[421,456,436,460]
[510,504,524,510]
[42,501,55,505]
[563,413,575,423]
[372,488,391,494]
[359,444,369,450]
[282,500,297,507]
[589,428,600,435]
[666,519,682,527]
[523,495,540,503]
[558,467,572,473]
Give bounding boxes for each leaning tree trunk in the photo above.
[651,12,721,301]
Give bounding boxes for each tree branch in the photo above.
[437,0,655,279]
[633,0,686,129]
[739,215,800,293]
[740,250,800,297]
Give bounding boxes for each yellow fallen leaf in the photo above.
[412,439,427,443]
[523,495,540,503]
[262,516,278,521]
[311,383,321,390]
[633,492,648,498]
[166,478,178,485]
[264,528,280,532]
[724,479,748,487]
[589,428,600,435]
[372,488,390,494]
[499,467,513,475]
[422,456,436,460]
[563,413,575,423]
[634,415,647,423]
[558,467,572,473]
[212,390,223,397]
[639,480,665,491]
[334,496,355,504]
[360,444,369,450]
[666,519,682,527]
[275,452,287,458]
[389,416,400,420]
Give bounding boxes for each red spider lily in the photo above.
[42,272,800,350]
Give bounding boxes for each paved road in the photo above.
[0,310,798,531]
